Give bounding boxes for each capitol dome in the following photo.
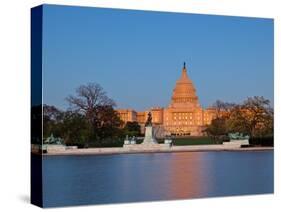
[169,63,200,108]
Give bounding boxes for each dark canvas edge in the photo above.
[31,5,43,208]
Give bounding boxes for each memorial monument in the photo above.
[142,112,158,144]
[123,112,171,150]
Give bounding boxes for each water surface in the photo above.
[43,151,273,207]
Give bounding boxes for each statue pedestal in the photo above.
[142,126,158,144]
[123,126,171,150]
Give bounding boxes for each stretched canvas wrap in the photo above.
[31,4,274,208]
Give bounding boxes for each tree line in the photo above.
[32,82,273,147]
[32,83,141,147]
[204,96,273,146]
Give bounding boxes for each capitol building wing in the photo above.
[117,63,216,137]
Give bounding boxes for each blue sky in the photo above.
[42,4,274,111]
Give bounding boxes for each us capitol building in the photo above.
[117,63,216,137]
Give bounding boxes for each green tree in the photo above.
[204,117,228,142]
[123,121,141,137]
[43,104,63,139]
[59,111,90,147]
[93,105,123,141]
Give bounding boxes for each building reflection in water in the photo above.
[165,152,210,199]
[116,152,212,202]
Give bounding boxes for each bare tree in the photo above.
[212,100,236,118]
[227,96,273,137]
[66,83,119,144]
[66,83,115,118]
[241,96,273,137]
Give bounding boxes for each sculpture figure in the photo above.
[145,112,153,127]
